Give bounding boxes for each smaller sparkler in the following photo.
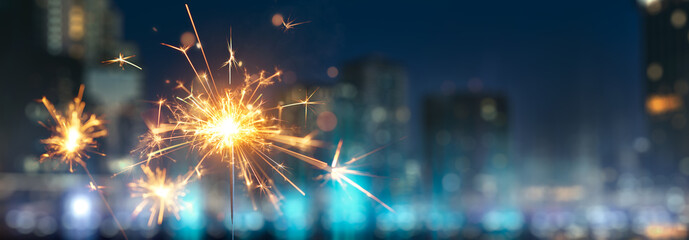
[129,165,193,226]
[39,85,107,172]
[38,85,127,239]
[102,53,143,70]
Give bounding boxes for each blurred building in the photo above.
[0,0,84,173]
[640,0,689,183]
[273,83,335,192]
[334,55,415,200]
[277,84,335,134]
[271,84,334,235]
[423,93,511,210]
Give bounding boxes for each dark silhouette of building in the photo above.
[0,0,83,172]
[423,93,510,210]
[334,55,414,198]
[640,0,689,183]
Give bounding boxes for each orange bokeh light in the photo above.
[647,94,682,115]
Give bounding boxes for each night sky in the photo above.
[114,0,644,173]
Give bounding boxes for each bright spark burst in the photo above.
[102,53,143,70]
[323,140,394,212]
[282,140,395,212]
[129,165,192,226]
[120,4,327,216]
[143,61,326,212]
[39,85,107,172]
[119,4,392,225]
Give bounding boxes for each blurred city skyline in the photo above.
[113,0,645,184]
[2,0,688,239]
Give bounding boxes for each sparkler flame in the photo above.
[39,85,107,172]
[129,165,192,226]
[119,4,393,227]
[140,63,323,213]
[119,5,330,215]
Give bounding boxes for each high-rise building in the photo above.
[423,93,510,209]
[333,55,414,201]
[270,84,335,234]
[640,0,689,182]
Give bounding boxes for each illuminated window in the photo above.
[640,0,662,15]
[672,9,687,28]
[646,94,682,115]
[68,6,84,41]
[47,0,62,55]
[647,63,663,81]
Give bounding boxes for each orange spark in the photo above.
[102,53,143,70]
[281,17,310,31]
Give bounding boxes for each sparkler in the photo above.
[102,53,142,70]
[39,85,106,172]
[38,85,128,239]
[121,3,326,212]
[129,165,193,226]
[117,4,392,228]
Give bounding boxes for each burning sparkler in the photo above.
[38,85,127,239]
[39,85,107,172]
[141,58,325,213]
[119,4,392,227]
[120,4,327,215]
[129,165,193,226]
